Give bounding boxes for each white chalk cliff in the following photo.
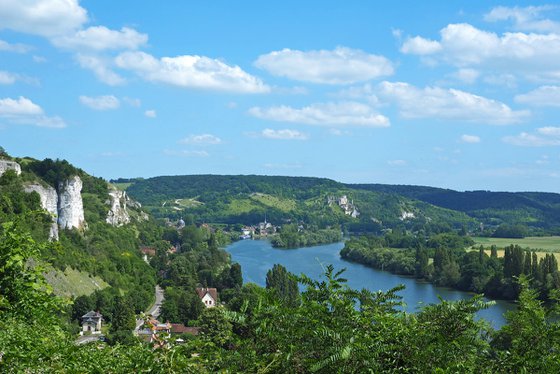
[57,175,85,230]
[0,159,21,176]
[24,183,59,240]
[106,189,131,226]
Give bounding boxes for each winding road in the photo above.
[135,285,164,330]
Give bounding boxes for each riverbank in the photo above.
[226,239,514,328]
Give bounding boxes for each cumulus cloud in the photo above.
[179,134,222,145]
[452,68,480,84]
[503,126,560,146]
[76,54,125,86]
[0,0,87,38]
[53,26,148,51]
[515,85,560,106]
[248,102,389,127]
[144,110,156,118]
[377,81,529,125]
[0,39,31,53]
[164,149,209,157]
[400,36,442,55]
[0,96,65,128]
[484,5,560,33]
[255,47,394,84]
[260,129,308,140]
[115,51,269,93]
[400,23,560,81]
[461,134,481,143]
[79,95,120,110]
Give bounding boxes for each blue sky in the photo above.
[2,1,560,192]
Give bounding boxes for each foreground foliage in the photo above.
[2,223,560,373]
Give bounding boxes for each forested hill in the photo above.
[349,183,560,232]
[125,174,344,206]
[123,175,475,233]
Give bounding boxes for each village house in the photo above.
[140,246,156,263]
[196,287,218,308]
[80,311,103,335]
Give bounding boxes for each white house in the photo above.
[196,287,218,308]
[81,311,103,335]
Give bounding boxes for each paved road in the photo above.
[135,285,164,330]
[75,335,103,345]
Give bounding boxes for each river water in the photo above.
[226,240,515,329]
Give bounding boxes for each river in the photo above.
[226,240,515,329]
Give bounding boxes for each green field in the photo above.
[472,236,560,252]
[111,182,132,191]
[250,193,297,212]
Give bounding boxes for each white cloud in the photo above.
[452,68,480,84]
[0,96,65,128]
[79,95,120,110]
[33,55,47,63]
[53,26,148,51]
[377,81,529,125]
[0,71,17,85]
[503,126,560,146]
[248,102,389,127]
[0,96,42,116]
[76,54,125,86]
[0,0,88,38]
[400,23,560,81]
[260,129,308,140]
[0,71,38,86]
[400,36,442,55]
[164,149,209,157]
[515,85,560,106]
[255,47,394,84]
[179,134,222,145]
[115,51,269,93]
[388,159,407,166]
[461,134,481,143]
[144,109,156,118]
[484,5,560,33]
[0,39,31,53]
[123,97,141,107]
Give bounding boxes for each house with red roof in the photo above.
[196,287,218,308]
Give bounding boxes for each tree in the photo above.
[110,296,135,334]
[266,264,300,307]
[415,247,429,279]
[0,220,63,320]
[72,295,94,322]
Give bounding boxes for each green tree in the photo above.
[110,296,136,335]
[71,295,94,322]
[266,264,300,308]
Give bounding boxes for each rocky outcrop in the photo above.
[58,175,85,230]
[0,159,21,176]
[106,189,131,226]
[24,183,59,240]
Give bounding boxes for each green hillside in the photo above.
[123,175,475,233]
[348,184,560,234]
[0,156,159,314]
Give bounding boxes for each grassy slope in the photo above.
[43,265,110,298]
[472,236,560,252]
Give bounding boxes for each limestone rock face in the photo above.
[0,159,21,176]
[24,183,59,240]
[106,189,131,226]
[57,175,85,230]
